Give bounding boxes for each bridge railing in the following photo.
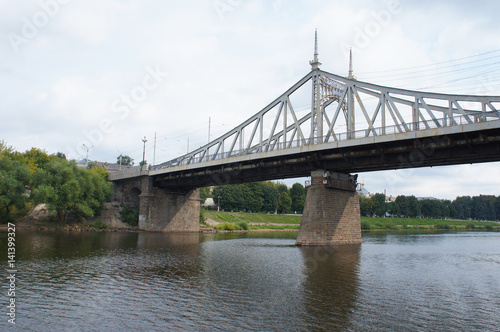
[153,114,489,169]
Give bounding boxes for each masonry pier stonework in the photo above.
[295,170,362,246]
[113,174,200,232]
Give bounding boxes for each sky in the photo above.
[1,0,500,200]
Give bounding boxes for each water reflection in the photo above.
[299,245,361,331]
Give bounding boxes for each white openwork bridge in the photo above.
[152,33,500,172]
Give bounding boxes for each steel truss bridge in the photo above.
[110,41,500,190]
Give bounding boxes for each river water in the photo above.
[1,230,500,331]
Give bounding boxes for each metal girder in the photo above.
[152,68,500,171]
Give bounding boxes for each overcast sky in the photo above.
[1,0,499,199]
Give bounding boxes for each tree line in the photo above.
[360,193,500,220]
[206,182,307,214]
[207,181,499,221]
[0,140,112,223]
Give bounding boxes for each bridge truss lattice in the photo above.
[154,50,500,171]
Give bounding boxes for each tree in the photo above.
[52,152,67,160]
[372,193,387,217]
[290,183,306,213]
[420,199,444,218]
[0,140,15,158]
[117,154,133,166]
[17,147,53,173]
[0,157,31,221]
[359,195,374,216]
[452,196,472,219]
[260,182,279,212]
[32,159,112,224]
[199,187,211,204]
[387,201,400,217]
[243,182,263,211]
[278,191,292,213]
[212,184,243,211]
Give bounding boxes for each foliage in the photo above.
[261,182,279,212]
[214,222,237,231]
[361,220,371,230]
[120,204,139,226]
[290,183,306,213]
[200,209,207,224]
[0,140,15,158]
[0,157,31,222]
[32,159,113,224]
[89,221,108,229]
[371,193,387,216]
[117,154,133,166]
[236,220,249,230]
[278,191,292,213]
[199,187,211,204]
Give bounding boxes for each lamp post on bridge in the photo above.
[142,136,147,171]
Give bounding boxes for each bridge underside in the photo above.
[151,126,500,190]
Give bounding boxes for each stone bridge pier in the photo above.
[296,170,361,246]
[113,175,200,232]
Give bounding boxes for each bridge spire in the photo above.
[309,29,321,70]
[348,47,354,79]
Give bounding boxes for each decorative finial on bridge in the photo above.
[347,47,356,80]
[348,48,353,78]
[309,29,321,70]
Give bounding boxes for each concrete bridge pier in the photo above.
[139,186,200,232]
[296,170,361,246]
[114,174,200,232]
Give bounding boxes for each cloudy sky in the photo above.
[1,0,499,199]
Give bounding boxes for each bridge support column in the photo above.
[139,185,200,232]
[296,170,361,246]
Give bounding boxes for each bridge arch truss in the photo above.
[153,69,500,170]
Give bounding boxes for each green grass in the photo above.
[204,210,301,224]
[360,216,499,230]
[203,210,499,231]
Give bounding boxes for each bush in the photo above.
[89,221,108,229]
[200,210,207,224]
[361,220,371,230]
[120,204,139,226]
[485,225,494,230]
[466,223,476,230]
[215,222,237,231]
[237,221,249,230]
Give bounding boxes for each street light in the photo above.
[83,144,93,167]
[142,136,147,170]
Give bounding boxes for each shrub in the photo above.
[120,204,139,226]
[89,220,108,229]
[200,210,207,224]
[466,223,476,230]
[361,220,371,230]
[237,221,249,230]
[485,225,494,231]
[214,222,237,231]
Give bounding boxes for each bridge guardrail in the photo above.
[153,114,493,169]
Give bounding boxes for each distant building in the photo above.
[202,198,217,210]
[417,197,439,201]
[357,182,370,196]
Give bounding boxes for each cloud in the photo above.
[1,0,499,198]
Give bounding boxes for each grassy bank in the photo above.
[203,210,500,231]
[361,216,499,230]
[203,210,301,230]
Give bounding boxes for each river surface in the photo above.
[1,230,500,331]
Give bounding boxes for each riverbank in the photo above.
[203,210,500,231]
[4,209,498,233]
